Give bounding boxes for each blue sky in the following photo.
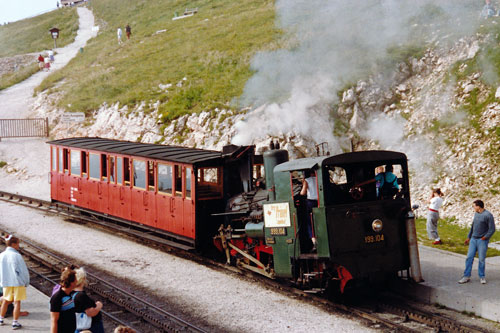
[0,0,58,24]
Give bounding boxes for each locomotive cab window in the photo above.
[196,166,222,199]
[89,153,100,179]
[70,150,81,176]
[133,160,146,189]
[158,163,173,195]
[324,162,406,205]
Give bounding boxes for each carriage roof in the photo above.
[48,137,222,165]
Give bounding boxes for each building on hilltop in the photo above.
[61,0,87,6]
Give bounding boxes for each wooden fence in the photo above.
[0,118,49,141]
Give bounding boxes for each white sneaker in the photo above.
[458,276,470,284]
[480,278,486,284]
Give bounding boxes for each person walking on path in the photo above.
[117,27,123,44]
[125,24,131,40]
[458,200,496,285]
[0,235,30,330]
[37,54,45,70]
[50,267,78,333]
[426,188,444,245]
[73,267,104,333]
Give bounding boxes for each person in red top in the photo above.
[37,55,44,70]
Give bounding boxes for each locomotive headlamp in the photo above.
[372,219,383,232]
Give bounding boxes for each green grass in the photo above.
[0,161,7,168]
[35,0,280,122]
[0,63,40,90]
[415,217,500,257]
[0,7,79,58]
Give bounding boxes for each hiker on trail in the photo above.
[38,54,45,70]
[125,24,131,40]
[117,27,123,44]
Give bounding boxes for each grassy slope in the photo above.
[36,0,279,124]
[0,7,78,90]
[416,217,500,257]
[0,7,79,57]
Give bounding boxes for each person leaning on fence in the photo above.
[0,235,30,330]
[458,200,496,285]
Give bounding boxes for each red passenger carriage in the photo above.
[48,138,227,249]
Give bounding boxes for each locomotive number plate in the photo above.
[365,234,385,243]
[270,227,287,236]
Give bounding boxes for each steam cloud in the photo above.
[232,0,481,163]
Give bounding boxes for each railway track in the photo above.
[0,229,207,331]
[0,190,492,333]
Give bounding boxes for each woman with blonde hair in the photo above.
[73,268,104,333]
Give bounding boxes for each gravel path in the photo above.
[0,7,374,333]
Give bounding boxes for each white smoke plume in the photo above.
[233,0,481,154]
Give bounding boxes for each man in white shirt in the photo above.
[301,169,318,251]
[427,188,444,245]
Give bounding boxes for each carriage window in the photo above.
[175,165,182,197]
[109,156,115,183]
[124,157,130,185]
[52,147,57,171]
[101,154,108,181]
[186,167,192,199]
[59,149,63,172]
[70,150,81,176]
[148,161,155,191]
[81,152,87,176]
[89,153,100,179]
[158,163,173,195]
[117,157,123,184]
[133,160,146,189]
[59,148,69,173]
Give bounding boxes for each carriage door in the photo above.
[68,149,83,205]
[171,165,185,236]
[50,147,58,200]
[144,161,157,227]
[183,167,194,238]
[57,148,70,203]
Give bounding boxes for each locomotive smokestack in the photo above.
[263,148,289,201]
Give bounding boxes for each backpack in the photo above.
[380,172,398,198]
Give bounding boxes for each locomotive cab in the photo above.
[267,151,415,293]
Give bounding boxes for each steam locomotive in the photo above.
[48,137,422,294]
